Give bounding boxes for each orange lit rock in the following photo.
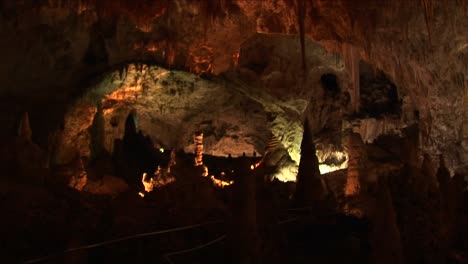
[193,131,204,167]
[344,132,367,197]
[343,131,368,217]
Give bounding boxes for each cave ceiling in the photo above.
[0,0,467,173]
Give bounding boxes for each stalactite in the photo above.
[343,43,360,113]
[295,0,307,75]
[420,0,434,45]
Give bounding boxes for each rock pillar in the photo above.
[229,157,258,264]
[294,118,326,206]
[343,131,368,217]
[193,131,204,166]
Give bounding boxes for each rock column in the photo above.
[229,157,258,264]
[193,131,208,177]
[193,131,204,166]
[343,131,368,217]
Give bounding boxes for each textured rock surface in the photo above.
[55,63,314,182]
[50,30,346,182]
[1,2,464,180]
[0,0,465,175]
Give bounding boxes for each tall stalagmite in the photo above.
[368,177,404,264]
[193,131,204,166]
[229,157,258,264]
[344,132,367,196]
[193,131,208,177]
[89,103,106,162]
[294,118,325,206]
[343,131,368,217]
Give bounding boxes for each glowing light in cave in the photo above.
[142,172,154,192]
[160,148,165,153]
[319,163,347,174]
[272,166,298,182]
[316,150,348,175]
[140,169,176,198]
[210,176,234,188]
[106,85,142,100]
[250,162,261,170]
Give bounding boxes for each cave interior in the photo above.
[0,0,467,263]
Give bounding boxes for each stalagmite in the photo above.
[369,177,404,264]
[294,118,326,205]
[124,109,138,137]
[343,131,368,217]
[193,131,204,166]
[89,103,106,162]
[343,43,361,113]
[193,131,208,176]
[436,155,457,243]
[18,112,32,141]
[229,157,258,264]
[344,132,367,197]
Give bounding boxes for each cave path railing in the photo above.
[23,220,224,264]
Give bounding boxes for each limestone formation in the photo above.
[193,131,204,167]
[89,102,106,162]
[368,177,404,264]
[343,131,368,217]
[294,118,326,205]
[344,132,367,197]
[343,43,360,113]
[229,157,258,264]
[193,131,209,177]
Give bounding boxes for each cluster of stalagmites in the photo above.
[2,108,467,264]
[329,125,467,264]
